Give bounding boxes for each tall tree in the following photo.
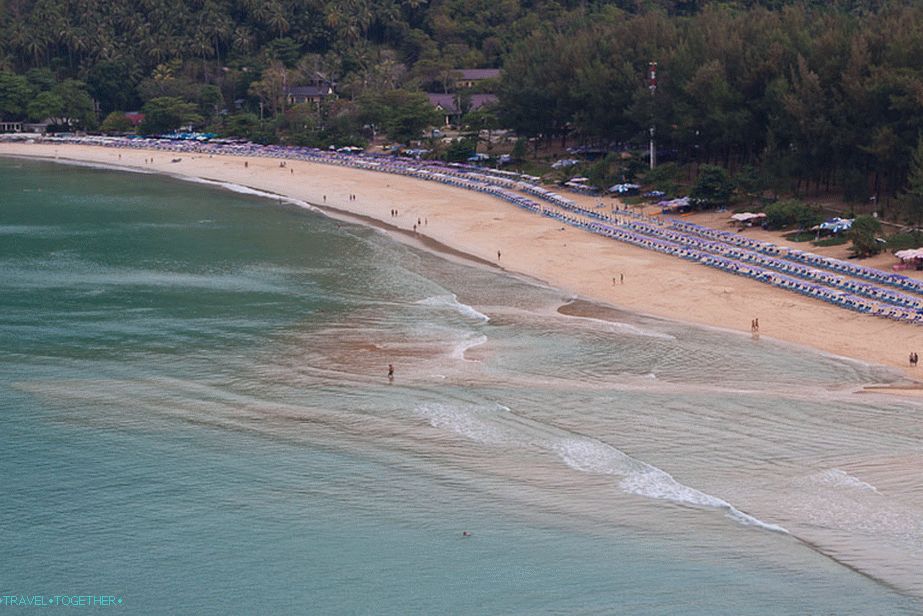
[897,136,923,242]
[139,96,202,134]
[0,71,32,119]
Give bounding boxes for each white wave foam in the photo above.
[39,158,155,174]
[416,294,490,322]
[180,177,322,213]
[0,225,70,237]
[552,438,786,532]
[450,334,488,361]
[417,403,787,533]
[797,469,879,493]
[559,313,674,340]
[417,403,515,446]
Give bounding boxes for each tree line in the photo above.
[501,3,923,207]
[3,0,923,209]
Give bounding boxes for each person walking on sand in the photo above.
[388,364,394,380]
[620,273,624,284]
[497,250,502,261]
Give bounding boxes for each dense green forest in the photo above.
[3,0,923,211]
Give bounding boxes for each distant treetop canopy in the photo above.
[3,0,923,202]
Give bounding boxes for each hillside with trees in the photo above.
[3,0,923,219]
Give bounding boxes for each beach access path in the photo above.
[2,141,921,386]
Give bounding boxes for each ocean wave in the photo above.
[416,294,490,322]
[417,402,515,446]
[416,402,787,533]
[0,225,74,237]
[553,438,788,533]
[450,334,488,361]
[560,313,675,339]
[35,158,155,174]
[794,469,879,493]
[179,177,322,213]
[1,263,287,293]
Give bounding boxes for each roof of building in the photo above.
[426,93,498,114]
[457,69,501,81]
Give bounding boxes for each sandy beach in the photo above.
[3,141,922,386]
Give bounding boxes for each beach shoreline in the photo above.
[3,142,922,388]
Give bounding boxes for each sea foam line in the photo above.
[416,294,490,322]
[417,402,788,533]
[179,177,323,213]
[795,468,880,493]
[555,438,787,532]
[451,334,488,361]
[559,313,675,340]
[24,157,156,175]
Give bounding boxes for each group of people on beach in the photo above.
[911,352,919,366]
[750,318,760,333]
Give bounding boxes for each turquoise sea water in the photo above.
[1,158,921,614]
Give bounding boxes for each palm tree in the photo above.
[265,7,291,37]
[232,26,255,54]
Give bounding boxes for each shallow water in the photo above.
[1,158,921,614]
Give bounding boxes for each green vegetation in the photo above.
[814,236,848,247]
[886,232,922,251]
[762,200,822,231]
[2,0,923,216]
[896,136,923,242]
[99,112,134,134]
[358,90,440,144]
[443,138,476,162]
[140,97,202,135]
[782,231,815,243]
[848,215,883,257]
[689,165,733,209]
[643,162,680,197]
